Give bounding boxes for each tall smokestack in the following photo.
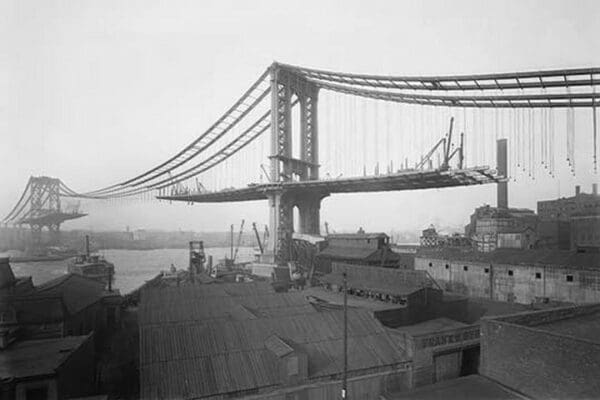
[497,139,508,209]
[576,185,581,196]
[593,183,598,195]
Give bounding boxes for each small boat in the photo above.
[68,236,115,288]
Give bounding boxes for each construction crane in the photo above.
[232,219,245,262]
[416,117,463,171]
[252,222,263,254]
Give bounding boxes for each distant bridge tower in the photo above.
[267,64,328,262]
[14,176,87,247]
[29,177,61,245]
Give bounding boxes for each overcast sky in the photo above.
[1,0,599,234]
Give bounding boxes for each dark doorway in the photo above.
[460,345,480,376]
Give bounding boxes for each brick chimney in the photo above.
[575,185,581,196]
[497,139,508,209]
[593,183,598,195]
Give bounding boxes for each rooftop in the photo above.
[416,248,600,269]
[139,282,408,399]
[384,375,522,400]
[303,286,404,311]
[140,285,318,325]
[317,246,402,262]
[140,309,407,399]
[495,304,600,344]
[327,232,389,240]
[0,335,91,380]
[394,317,468,336]
[35,273,116,315]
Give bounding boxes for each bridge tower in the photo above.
[267,64,328,262]
[29,177,62,246]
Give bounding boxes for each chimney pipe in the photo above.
[85,235,90,258]
[575,185,581,196]
[496,139,508,209]
[593,183,598,195]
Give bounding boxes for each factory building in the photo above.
[0,257,121,343]
[537,184,599,221]
[385,304,600,400]
[0,334,96,400]
[139,281,412,399]
[479,304,600,398]
[465,205,538,252]
[315,233,406,272]
[537,184,600,251]
[415,248,600,304]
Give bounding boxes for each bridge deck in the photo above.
[19,212,87,226]
[160,167,501,203]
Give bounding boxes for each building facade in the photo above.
[415,249,600,304]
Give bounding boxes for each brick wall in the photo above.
[480,316,600,398]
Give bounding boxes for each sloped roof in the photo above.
[5,294,67,324]
[318,246,402,262]
[139,282,408,399]
[0,258,15,289]
[327,233,388,240]
[36,274,110,315]
[140,287,317,325]
[140,309,407,399]
[321,263,432,296]
[0,334,91,379]
[416,248,600,269]
[385,375,521,400]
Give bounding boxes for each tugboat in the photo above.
[68,235,115,288]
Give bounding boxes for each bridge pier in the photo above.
[267,190,329,263]
[296,191,328,235]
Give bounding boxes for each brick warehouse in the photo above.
[415,248,600,304]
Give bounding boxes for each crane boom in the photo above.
[252,222,263,254]
[232,219,245,262]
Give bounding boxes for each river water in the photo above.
[8,247,256,294]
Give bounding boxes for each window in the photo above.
[535,272,542,279]
[429,262,433,267]
[26,386,48,400]
[484,268,490,274]
[566,275,574,282]
[508,270,514,276]
[463,266,468,271]
[445,264,450,270]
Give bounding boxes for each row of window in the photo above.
[428,262,575,282]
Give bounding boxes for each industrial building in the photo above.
[0,334,96,400]
[384,303,600,399]
[315,233,406,273]
[479,304,600,398]
[0,257,121,342]
[138,281,411,399]
[415,248,600,304]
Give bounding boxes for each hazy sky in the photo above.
[1,0,599,234]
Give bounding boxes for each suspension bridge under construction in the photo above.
[3,62,599,261]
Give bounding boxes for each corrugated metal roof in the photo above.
[139,283,408,399]
[140,310,406,399]
[0,334,91,379]
[324,263,432,296]
[416,248,600,269]
[322,273,425,296]
[327,233,388,240]
[318,246,402,261]
[140,288,317,326]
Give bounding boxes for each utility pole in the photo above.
[342,269,348,400]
